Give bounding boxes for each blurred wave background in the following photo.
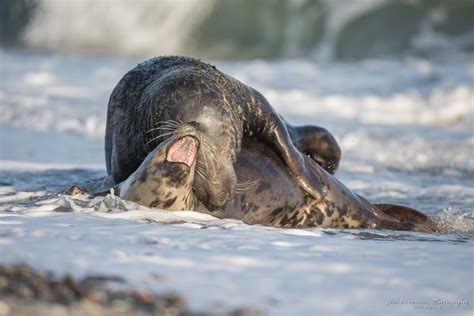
[1,0,473,61]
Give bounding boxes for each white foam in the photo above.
[0,191,49,204]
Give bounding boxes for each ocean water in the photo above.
[0,50,473,315]
[3,0,474,60]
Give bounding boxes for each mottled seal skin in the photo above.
[116,136,197,211]
[105,56,340,209]
[216,141,439,232]
[113,126,440,233]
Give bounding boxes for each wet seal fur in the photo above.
[95,124,441,233]
[104,56,341,209]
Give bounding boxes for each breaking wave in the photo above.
[1,0,473,60]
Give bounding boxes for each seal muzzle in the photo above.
[166,136,199,168]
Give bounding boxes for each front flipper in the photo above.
[287,124,341,174]
[245,89,329,201]
[263,113,327,201]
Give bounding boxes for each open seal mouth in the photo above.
[166,136,199,167]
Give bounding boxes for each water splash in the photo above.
[435,207,474,234]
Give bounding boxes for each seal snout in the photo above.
[166,136,199,167]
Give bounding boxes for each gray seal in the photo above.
[104,56,341,209]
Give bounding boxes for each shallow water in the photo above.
[0,50,473,315]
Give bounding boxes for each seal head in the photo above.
[117,132,199,211]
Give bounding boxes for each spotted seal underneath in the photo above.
[104,56,341,210]
[102,123,440,233]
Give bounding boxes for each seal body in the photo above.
[105,56,339,209]
[111,126,440,233]
[212,140,438,232]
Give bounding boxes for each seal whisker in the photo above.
[195,143,210,173]
[145,120,182,144]
[196,158,209,177]
[198,144,213,173]
[236,179,261,192]
[154,119,182,128]
[200,140,219,173]
[144,127,179,135]
[146,131,177,145]
[195,164,207,180]
[159,124,179,131]
[194,165,219,185]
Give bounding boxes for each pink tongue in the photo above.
[166,137,198,167]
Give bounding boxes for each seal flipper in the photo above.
[287,124,341,174]
[374,203,441,232]
[244,90,327,201]
[374,204,428,222]
[261,113,326,201]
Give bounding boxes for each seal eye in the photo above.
[166,136,199,167]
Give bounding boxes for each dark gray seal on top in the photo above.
[104,56,340,209]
